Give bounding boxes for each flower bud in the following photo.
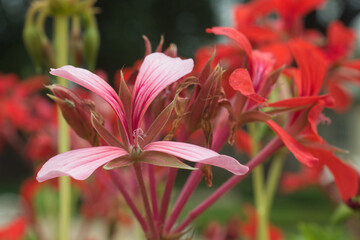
[23,19,44,72]
[82,10,100,71]
[47,84,103,145]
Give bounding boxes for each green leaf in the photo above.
[330,203,355,225]
[297,222,350,240]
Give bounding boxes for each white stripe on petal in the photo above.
[50,66,129,140]
[132,53,193,129]
[37,147,128,182]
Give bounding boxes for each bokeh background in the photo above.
[1,0,360,237]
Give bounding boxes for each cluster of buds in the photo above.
[23,0,99,72]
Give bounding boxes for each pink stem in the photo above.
[164,165,202,233]
[148,165,159,220]
[172,137,283,233]
[108,170,148,233]
[134,163,160,240]
[164,124,230,233]
[159,168,178,227]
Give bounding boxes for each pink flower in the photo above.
[37,53,248,182]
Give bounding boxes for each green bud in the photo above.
[23,19,44,72]
[82,10,99,71]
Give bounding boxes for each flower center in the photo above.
[129,128,145,159]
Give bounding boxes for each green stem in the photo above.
[54,15,71,240]
[249,123,268,240]
[265,150,286,219]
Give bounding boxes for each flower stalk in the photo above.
[249,122,268,240]
[54,14,71,240]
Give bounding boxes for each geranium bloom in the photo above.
[37,53,248,182]
[266,40,359,201]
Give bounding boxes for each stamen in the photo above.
[133,128,146,147]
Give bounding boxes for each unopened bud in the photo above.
[70,16,83,67]
[23,20,44,72]
[82,10,100,71]
[47,84,103,145]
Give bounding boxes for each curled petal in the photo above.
[206,27,252,64]
[50,66,129,140]
[229,68,265,103]
[144,141,249,175]
[266,120,318,167]
[132,53,193,128]
[37,147,128,182]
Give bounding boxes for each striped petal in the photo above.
[50,66,129,140]
[144,141,248,175]
[131,53,193,129]
[37,147,128,182]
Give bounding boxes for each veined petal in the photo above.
[50,66,129,140]
[288,40,327,97]
[132,53,193,128]
[37,147,128,182]
[143,141,248,175]
[266,120,318,167]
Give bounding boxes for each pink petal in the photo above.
[37,147,128,182]
[143,141,248,175]
[50,66,129,139]
[131,53,193,128]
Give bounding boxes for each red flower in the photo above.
[0,216,27,240]
[266,40,359,201]
[242,204,284,240]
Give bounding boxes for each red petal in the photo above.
[229,68,265,103]
[267,95,332,108]
[288,40,327,97]
[308,147,359,201]
[259,43,292,68]
[206,27,253,74]
[0,216,27,240]
[235,129,252,156]
[328,82,352,113]
[266,120,318,167]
